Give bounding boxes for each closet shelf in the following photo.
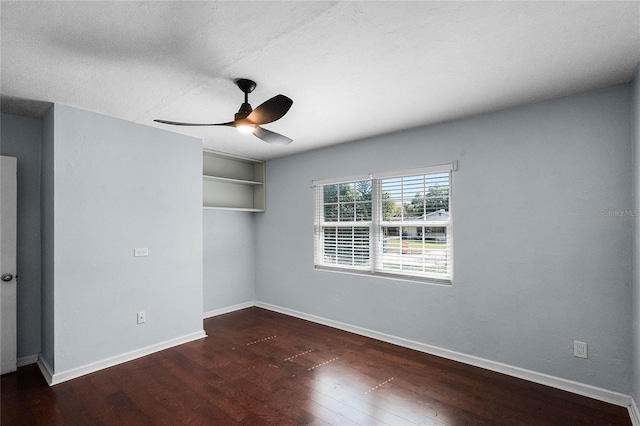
[202,174,264,186]
[202,149,265,212]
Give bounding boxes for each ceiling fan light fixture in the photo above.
[154,78,293,144]
[236,124,255,134]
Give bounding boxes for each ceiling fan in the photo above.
[154,79,293,145]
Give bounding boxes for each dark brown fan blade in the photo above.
[246,95,293,125]
[254,126,293,145]
[154,119,235,127]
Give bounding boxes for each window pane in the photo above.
[339,203,355,222]
[382,196,402,220]
[323,227,337,264]
[324,184,338,203]
[381,172,449,221]
[340,183,357,202]
[324,204,338,221]
[424,173,449,215]
[381,178,402,220]
[356,202,372,221]
[382,227,400,253]
[425,226,447,244]
[403,176,424,220]
[318,180,372,270]
[380,225,450,276]
[353,227,370,266]
[337,227,352,264]
[355,180,372,201]
[332,226,370,267]
[322,181,372,223]
[378,171,451,279]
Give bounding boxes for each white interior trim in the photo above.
[36,356,54,385]
[39,330,207,386]
[17,354,39,367]
[203,301,254,319]
[371,162,455,179]
[630,397,640,426]
[28,301,636,422]
[255,301,632,409]
[312,173,373,187]
[311,162,457,187]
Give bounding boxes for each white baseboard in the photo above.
[37,356,54,385]
[39,330,207,386]
[17,354,39,367]
[630,397,640,426]
[203,301,255,319]
[255,301,632,409]
[28,302,636,422]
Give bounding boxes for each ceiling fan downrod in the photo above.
[234,78,257,120]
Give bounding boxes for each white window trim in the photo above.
[311,162,456,187]
[313,162,456,285]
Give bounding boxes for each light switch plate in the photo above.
[134,247,149,257]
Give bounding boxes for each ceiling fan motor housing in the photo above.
[235,78,257,94]
[235,102,253,121]
[234,79,256,121]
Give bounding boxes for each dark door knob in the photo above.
[1,273,13,282]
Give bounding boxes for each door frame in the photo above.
[1,155,18,374]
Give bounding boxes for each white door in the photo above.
[0,156,17,374]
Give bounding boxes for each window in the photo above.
[314,163,454,284]
[317,180,373,268]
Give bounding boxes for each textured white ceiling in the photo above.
[2,1,639,160]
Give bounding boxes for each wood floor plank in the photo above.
[345,346,530,424]
[309,361,490,426]
[144,351,248,424]
[1,307,632,425]
[159,349,296,425]
[177,340,327,424]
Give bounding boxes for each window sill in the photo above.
[314,265,452,286]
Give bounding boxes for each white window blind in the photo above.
[314,163,454,283]
[314,180,373,271]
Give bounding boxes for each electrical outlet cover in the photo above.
[573,341,587,358]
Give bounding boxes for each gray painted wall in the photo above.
[256,85,634,393]
[42,104,204,373]
[203,209,255,313]
[2,106,256,371]
[0,113,42,359]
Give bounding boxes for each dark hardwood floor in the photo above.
[1,307,632,425]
